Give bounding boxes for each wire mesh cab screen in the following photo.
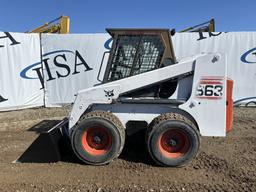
[107,35,165,81]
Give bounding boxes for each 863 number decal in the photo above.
[196,77,224,99]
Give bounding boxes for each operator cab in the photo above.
[103,29,177,83]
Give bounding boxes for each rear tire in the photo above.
[146,113,200,167]
[71,110,125,165]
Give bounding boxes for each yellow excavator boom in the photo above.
[180,18,215,32]
[28,15,70,34]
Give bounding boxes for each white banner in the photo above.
[41,33,110,106]
[0,32,43,111]
[172,32,256,106]
[0,31,255,111]
[42,32,256,106]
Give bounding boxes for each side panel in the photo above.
[69,55,197,129]
[180,53,227,136]
[69,53,229,137]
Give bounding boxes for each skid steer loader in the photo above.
[40,29,234,167]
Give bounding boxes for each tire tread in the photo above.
[72,110,125,164]
[146,113,200,167]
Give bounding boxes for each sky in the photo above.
[0,0,255,33]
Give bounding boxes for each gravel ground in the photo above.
[0,107,255,192]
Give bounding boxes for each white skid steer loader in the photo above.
[30,29,234,167]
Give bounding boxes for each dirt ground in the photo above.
[0,107,255,192]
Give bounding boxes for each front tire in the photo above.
[71,111,125,165]
[146,113,200,167]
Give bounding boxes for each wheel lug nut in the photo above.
[93,136,101,144]
[169,139,177,146]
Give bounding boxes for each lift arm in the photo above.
[69,54,199,129]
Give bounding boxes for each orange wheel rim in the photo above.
[158,129,190,158]
[82,126,112,156]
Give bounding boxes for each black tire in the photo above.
[71,110,125,165]
[146,113,200,167]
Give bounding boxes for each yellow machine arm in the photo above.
[28,15,70,34]
[180,18,215,32]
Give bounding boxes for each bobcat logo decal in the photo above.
[104,90,114,98]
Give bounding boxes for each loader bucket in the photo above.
[14,118,70,163]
